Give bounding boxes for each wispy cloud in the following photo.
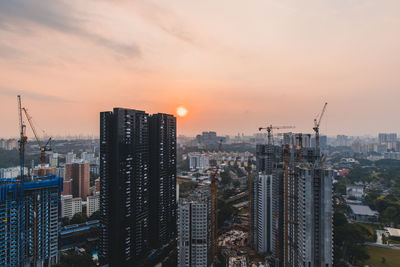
[130,0,196,45]
[0,42,25,59]
[0,87,75,103]
[0,0,140,57]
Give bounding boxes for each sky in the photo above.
[1,0,400,138]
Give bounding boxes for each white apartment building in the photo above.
[253,174,273,254]
[87,194,100,217]
[0,166,28,179]
[61,195,82,219]
[188,153,210,171]
[178,194,210,267]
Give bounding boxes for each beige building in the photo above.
[61,195,82,219]
[87,194,100,217]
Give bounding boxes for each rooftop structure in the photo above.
[385,227,400,238]
[349,204,379,223]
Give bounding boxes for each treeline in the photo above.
[0,148,41,169]
[345,159,400,187]
[333,205,375,266]
[365,189,400,227]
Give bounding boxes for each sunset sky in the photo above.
[1,0,400,138]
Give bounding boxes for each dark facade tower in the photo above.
[149,113,177,249]
[99,108,150,266]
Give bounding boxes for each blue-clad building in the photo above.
[0,175,63,266]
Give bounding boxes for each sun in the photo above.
[176,106,188,117]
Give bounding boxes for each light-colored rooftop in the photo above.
[349,204,378,216]
[385,227,400,237]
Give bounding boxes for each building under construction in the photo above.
[252,133,333,267]
[0,174,63,266]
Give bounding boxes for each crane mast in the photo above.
[313,102,328,150]
[18,95,27,182]
[210,139,222,265]
[247,156,253,247]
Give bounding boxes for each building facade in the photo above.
[87,194,100,217]
[253,135,333,267]
[178,191,211,267]
[100,109,177,266]
[100,108,150,266]
[61,195,82,219]
[65,161,90,199]
[188,153,210,171]
[149,113,177,249]
[0,175,62,266]
[253,174,273,254]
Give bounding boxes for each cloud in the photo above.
[0,42,25,59]
[0,87,75,103]
[130,0,196,45]
[0,0,140,57]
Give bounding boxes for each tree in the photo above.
[53,250,94,267]
[179,181,198,196]
[222,188,236,199]
[382,206,399,225]
[333,211,371,266]
[218,200,236,227]
[220,171,232,185]
[334,183,346,195]
[232,180,240,188]
[89,210,100,221]
[70,212,88,225]
[61,217,70,227]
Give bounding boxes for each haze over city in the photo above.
[1,0,400,137]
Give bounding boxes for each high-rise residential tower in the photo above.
[178,190,211,267]
[99,108,177,266]
[100,108,150,266]
[253,134,333,267]
[149,113,177,249]
[64,161,90,199]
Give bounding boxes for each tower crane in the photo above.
[17,95,27,182]
[247,155,253,247]
[210,139,222,265]
[22,107,52,177]
[313,102,328,150]
[258,125,295,145]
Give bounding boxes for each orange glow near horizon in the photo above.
[1,1,400,137]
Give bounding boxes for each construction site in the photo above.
[0,96,63,266]
[188,103,333,267]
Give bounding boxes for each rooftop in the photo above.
[385,227,400,237]
[349,204,379,216]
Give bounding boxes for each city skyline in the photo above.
[1,1,400,137]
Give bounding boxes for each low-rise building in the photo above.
[349,204,379,223]
[346,185,364,199]
[385,227,400,240]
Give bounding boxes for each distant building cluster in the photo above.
[0,138,18,150]
[187,151,254,172]
[0,166,28,179]
[195,131,227,148]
